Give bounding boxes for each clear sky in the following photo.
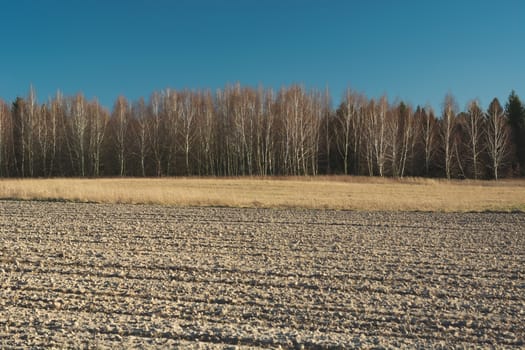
[1,0,524,112]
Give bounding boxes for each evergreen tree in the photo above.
[505,90,525,175]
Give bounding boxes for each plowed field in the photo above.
[1,201,524,348]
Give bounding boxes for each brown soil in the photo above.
[1,201,524,348]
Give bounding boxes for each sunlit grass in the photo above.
[0,177,524,212]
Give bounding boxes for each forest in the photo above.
[0,84,524,179]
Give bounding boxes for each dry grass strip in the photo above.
[1,176,524,212]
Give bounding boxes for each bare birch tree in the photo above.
[486,98,511,180]
[179,90,197,175]
[132,97,148,176]
[231,85,252,175]
[394,102,416,177]
[149,91,163,176]
[215,87,235,175]
[253,87,267,176]
[362,99,375,176]
[385,104,399,177]
[25,86,38,177]
[162,89,179,175]
[441,94,458,179]
[315,89,330,176]
[260,88,276,175]
[368,96,388,176]
[88,99,108,177]
[47,91,64,176]
[68,94,89,176]
[0,100,11,176]
[112,96,130,176]
[335,89,359,174]
[418,106,438,176]
[35,103,51,176]
[277,85,320,175]
[463,100,485,179]
[195,90,216,175]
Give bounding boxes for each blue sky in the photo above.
[1,0,524,112]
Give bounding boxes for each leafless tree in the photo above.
[66,94,89,176]
[178,90,197,175]
[47,91,64,176]
[367,96,388,176]
[132,97,149,176]
[259,88,276,176]
[26,86,39,176]
[335,89,361,175]
[148,91,164,176]
[385,104,399,176]
[486,98,511,180]
[34,103,51,176]
[362,99,375,176]
[389,102,416,178]
[253,87,266,175]
[418,106,438,176]
[440,94,458,179]
[162,89,180,175]
[195,90,216,175]
[320,87,333,174]
[230,84,254,175]
[276,85,321,175]
[112,96,130,176]
[88,99,108,177]
[463,100,485,179]
[308,89,324,176]
[215,87,235,175]
[0,100,11,176]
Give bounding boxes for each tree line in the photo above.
[0,84,524,179]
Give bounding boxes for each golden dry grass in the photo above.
[0,177,524,212]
